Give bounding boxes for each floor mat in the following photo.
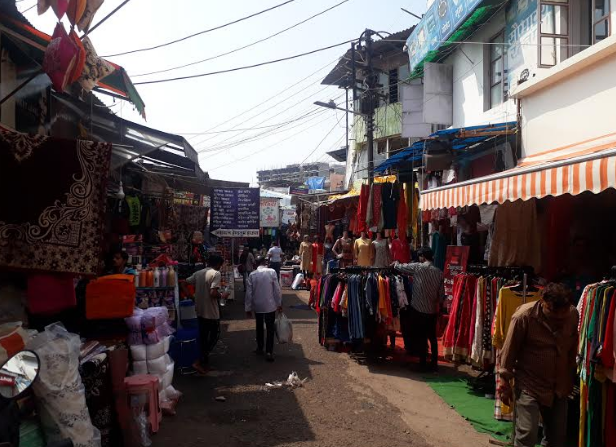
[424,376,513,442]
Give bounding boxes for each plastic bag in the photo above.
[274,313,293,344]
[291,273,304,290]
[26,323,101,447]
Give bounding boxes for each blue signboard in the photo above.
[210,188,260,238]
[407,0,483,73]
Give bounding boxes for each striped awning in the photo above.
[420,133,616,210]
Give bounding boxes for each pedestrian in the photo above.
[299,235,312,275]
[498,283,578,447]
[394,247,444,372]
[239,247,255,291]
[245,256,282,362]
[181,254,228,374]
[267,240,283,280]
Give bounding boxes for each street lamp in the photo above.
[313,101,367,116]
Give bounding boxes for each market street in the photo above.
[153,285,492,447]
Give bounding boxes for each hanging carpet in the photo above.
[0,129,111,275]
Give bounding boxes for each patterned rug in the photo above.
[0,129,112,275]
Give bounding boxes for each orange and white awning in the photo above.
[420,133,616,210]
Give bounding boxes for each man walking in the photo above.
[245,256,282,362]
[394,247,444,372]
[499,283,578,447]
[267,241,283,280]
[182,254,227,374]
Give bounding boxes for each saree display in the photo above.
[0,129,112,275]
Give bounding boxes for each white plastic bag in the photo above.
[274,313,293,344]
[291,273,304,290]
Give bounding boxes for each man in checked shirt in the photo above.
[499,283,579,447]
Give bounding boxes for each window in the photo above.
[376,139,387,155]
[538,0,570,67]
[593,0,610,43]
[388,69,399,104]
[489,32,505,108]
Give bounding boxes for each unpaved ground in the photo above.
[152,287,492,447]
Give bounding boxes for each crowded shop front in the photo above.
[416,138,616,446]
[0,125,223,447]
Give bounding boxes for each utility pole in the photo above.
[363,29,377,185]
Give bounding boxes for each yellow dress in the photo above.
[354,237,372,267]
[299,241,312,271]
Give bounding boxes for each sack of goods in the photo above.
[125,307,174,346]
[291,273,305,290]
[275,313,293,344]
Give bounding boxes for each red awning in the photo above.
[421,133,616,210]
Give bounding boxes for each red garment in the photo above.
[443,274,477,361]
[390,238,410,263]
[332,283,344,313]
[372,184,382,228]
[356,184,370,233]
[384,276,393,325]
[600,290,616,370]
[27,274,76,315]
[311,243,323,274]
[396,183,408,242]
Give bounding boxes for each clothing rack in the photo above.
[329,266,394,274]
[466,264,534,279]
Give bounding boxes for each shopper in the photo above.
[394,247,444,372]
[267,241,283,280]
[182,254,228,374]
[245,256,282,362]
[498,283,578,447]
[239,247,256,291]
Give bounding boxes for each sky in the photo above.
[22,0,425,185]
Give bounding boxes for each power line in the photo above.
[185,57,340,143]
[299,115,343,165]
[103,0,298,57]
[206,112,340,172]
[197,108,328,154]
[132,0,350,77]
[133,38,357,85]
[193,81,346,150]
[176,116,327,135]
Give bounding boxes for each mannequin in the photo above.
[354,231,372,267]
[333,230,354,268]
[391,230,411,263]
[311,235,323,275]
[324,223,335,241]
[299,235,312,274]
[372,232,391,268]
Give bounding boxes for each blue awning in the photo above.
[374,122,516,174]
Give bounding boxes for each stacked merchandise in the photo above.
[577,282,616,447]
[125,308,181,412]
[315,269,412,348]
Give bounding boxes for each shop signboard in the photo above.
[290,185,309,195]
[406,0,483,73]
[210,188,260,238]
[281,209,296,225]
[505,0,539,97]
[443,245,470,307]
[260,198,280,228]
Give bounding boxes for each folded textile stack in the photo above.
[125,307,174,346]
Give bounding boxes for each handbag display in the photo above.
[86,274,136,320]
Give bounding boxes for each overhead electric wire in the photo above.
[103,0,298,57]
[133,38,357,86]
[206,112,341,172]
[177,116,325,135]
[299,115,343,165]
[132,0,350,77]
[184,56,340,143]
[197,108,328,154]
[195,89,346,152]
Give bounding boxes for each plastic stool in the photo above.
[124,374,162,433]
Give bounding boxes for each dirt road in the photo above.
[153,288,492,447]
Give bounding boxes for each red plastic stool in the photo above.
[124,374,162,433]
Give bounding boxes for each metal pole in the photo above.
[345,87,349,162]
[365,30,375,185]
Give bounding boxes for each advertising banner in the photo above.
[443,245,470,306]
[260,198,280,228]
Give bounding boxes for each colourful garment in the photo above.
[443,274,477,362]
[354,237,372,267]
[492,286,542,350]
[356,184,370,234]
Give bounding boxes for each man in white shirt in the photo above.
[266,241,283,280]
[182,254,228,374]
[245,256,283,362]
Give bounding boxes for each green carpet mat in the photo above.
[424,375,513,442]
